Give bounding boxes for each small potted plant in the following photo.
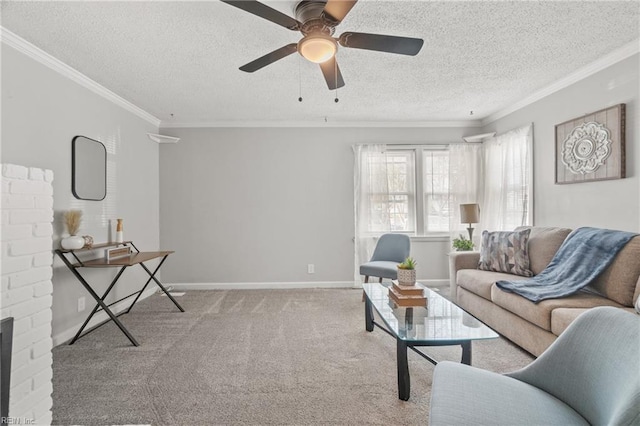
[397,257,417,286]
[453,234,474,251]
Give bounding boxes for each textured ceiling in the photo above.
[1,1,638,126]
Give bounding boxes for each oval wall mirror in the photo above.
[72,136,106,201]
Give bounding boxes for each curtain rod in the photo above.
[385,144,449,150]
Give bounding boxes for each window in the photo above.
[363,147,449,235]
[481,124,533,231]
[503,162,529,229]
[366,151,416,233]
[423,150,450,233]
[357,125,532,238]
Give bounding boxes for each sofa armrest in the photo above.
[448,251,481,302]
[450,251,481,271]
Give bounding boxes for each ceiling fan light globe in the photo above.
[298,36,337,64]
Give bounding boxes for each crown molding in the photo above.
[462,132,496,143]
[1,27,161,128]
[147,133,180,143]
[160,120,483,129]
[482,39,640,126]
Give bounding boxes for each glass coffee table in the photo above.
[363,282,498,401]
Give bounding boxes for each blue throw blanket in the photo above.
[496,227,637,303]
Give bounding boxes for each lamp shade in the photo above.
[460,203,480,224]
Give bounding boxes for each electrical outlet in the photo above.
[307,264,315,274]
[77,296,86,312]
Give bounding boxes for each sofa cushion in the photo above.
[587,236,640,307]
[457,270,526,301]
[491,285,624,331]
[516,226,572,275]
[457,287,557,356]
[478,229,533,277]
[551,307,637,336]
[551,308,590,336]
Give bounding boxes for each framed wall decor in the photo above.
[555,104,625,184]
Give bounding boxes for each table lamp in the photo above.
[460,203,480,241]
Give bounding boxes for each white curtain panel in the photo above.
[481,124,534,232]
[353,144,390,286]
[448,124,533,249]
[448,143,483,246]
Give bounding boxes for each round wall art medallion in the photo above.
[561,121,612,174]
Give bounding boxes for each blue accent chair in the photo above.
[359,234,410,284]
[429,307,640,425]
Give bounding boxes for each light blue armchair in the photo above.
[359,234,410,283]
[429,307,640,425]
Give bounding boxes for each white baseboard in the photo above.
[52,285,158,347]
[420,279,449,287]
[169,281,354,290]
[170,279,449,291]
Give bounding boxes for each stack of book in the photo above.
[388,281,428,307]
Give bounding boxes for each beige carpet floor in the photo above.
[52,288,534,425]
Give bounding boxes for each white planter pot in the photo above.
[397,268,416,286]
[61,235,85,250]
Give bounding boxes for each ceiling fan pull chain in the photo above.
[334,57,339,103]
[298,56,303,102]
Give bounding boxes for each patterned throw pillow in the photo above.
[478,229,533,277]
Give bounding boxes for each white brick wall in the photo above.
[1,164,54,425]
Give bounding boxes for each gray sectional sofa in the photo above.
[449,226,640,356]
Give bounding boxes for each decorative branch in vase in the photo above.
[61,210,85,250]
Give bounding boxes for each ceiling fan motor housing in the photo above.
[295,0,336,36]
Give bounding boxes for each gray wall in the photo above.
[483,54,639,232]
[1,45,160,342]
[160,54,640,286]
[159,127,472,285]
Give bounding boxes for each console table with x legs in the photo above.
[55,241,184,346]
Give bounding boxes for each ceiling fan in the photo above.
[220,0,424,90]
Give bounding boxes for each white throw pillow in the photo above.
[635,296,640,315]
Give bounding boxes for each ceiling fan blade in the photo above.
[319,57,345,90]
[338,32,424,56]
[220,0,301,30]
[239,44,298,73]
[322,0,358,24]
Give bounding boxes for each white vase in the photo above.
[61,235,85,250]
[397,268,417,286]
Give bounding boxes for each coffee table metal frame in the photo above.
[363,283,498,401]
